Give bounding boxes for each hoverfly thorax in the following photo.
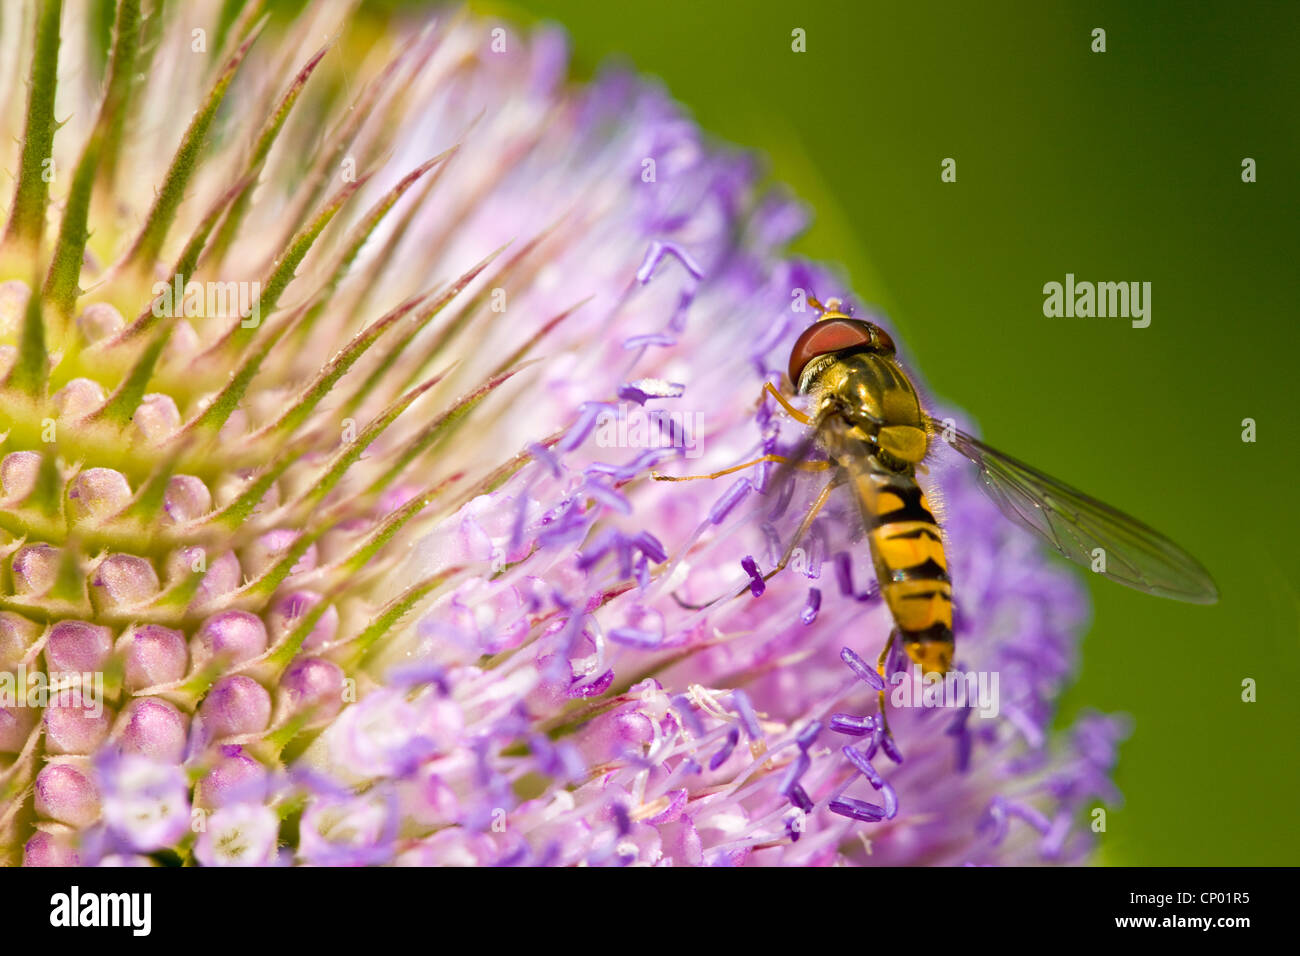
[789,311,926,471]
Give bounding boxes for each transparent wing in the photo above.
[760,408,837,518]
[930,419,1218,604]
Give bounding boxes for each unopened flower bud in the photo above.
[0,610,41,670]
[66,467,133,522]
[0,451,41,501]
[44,699,114,755]
[278,657,345,724]
[52,378,107,420]
[22,831,81,867]
[196,746,270,808]
[90,554,161,611]
[44,620,114,676]
[34,763,101,827]
[268,591,338,650]
[192,610,268,668]
[199,675,272,740]
[131,393,182,444]
[119,624,189,690]
[11,544,59,596]
[163,475,213,524]
[114,697,189,764]
[76,302,125,343]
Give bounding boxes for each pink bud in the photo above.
[44,699,114,755]
[0,611,41,670]
[268,591,339,650]
[115,696,188,763]
[10,544,59,595]
[199,676,272,740]
[119,624,188,690]
[163,545,203,585]
[76,302,125,343]
[66,467,133,522]
[52,378,107,420]
[91,554,161,611]
[196,746,269,808]
[23,830,81,866]
[194,550,242,603]
[131,393,182,444]
[35,763,101,827]
[0,451,41,501]
[163,317,200,360]
[0,702,39,753]
[278,657,345,724]
[45,620,114,676]
[193,610,268,667]
[163,475,213,524]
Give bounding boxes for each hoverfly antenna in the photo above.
[807,293,848,320]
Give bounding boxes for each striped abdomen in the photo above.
[849,462,954,674]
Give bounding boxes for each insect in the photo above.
[657,296,1217,730]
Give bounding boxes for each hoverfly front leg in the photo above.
[762,381,812,425]
[651,454,829,482]
[652,378,818,482]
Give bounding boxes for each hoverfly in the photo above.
[657,296,1216,727]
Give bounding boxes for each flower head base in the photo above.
[0,1,1123,866]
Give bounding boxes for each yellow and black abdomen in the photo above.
[850,462,955,675]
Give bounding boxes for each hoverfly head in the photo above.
[788,304,897,392]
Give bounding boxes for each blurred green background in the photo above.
[361,0,1298,864]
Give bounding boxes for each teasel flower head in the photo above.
[0,0,1125,867]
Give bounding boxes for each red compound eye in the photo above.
[787,318,878,387]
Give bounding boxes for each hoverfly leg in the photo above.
[651,454,829,482]
[762,381,812,425]
[760,476,836,584]
[667,474,836,609]
[876,630,897,745]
